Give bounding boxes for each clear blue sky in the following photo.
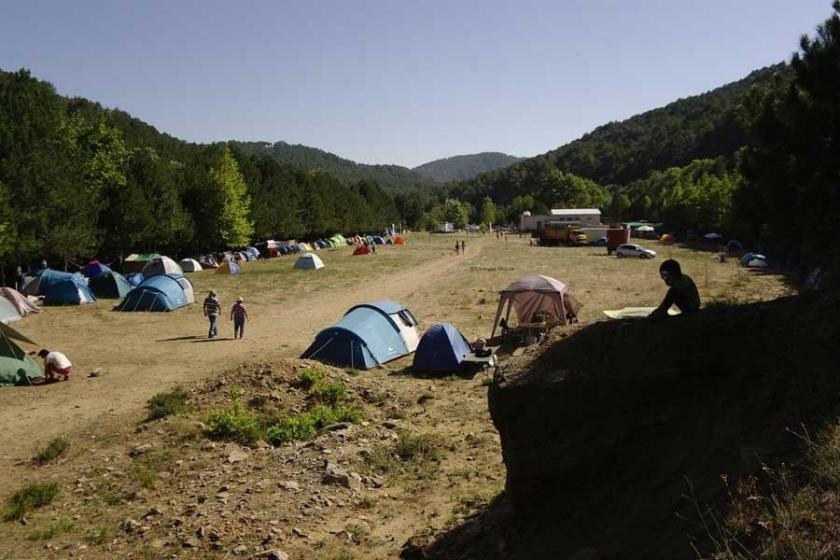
[0,0,831,167]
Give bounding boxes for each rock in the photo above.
[253,550,289,560]
[322,422,352,432]
[382,420,399,429]
[143,506,163,518]
[323,462,362,491]
[88,368,103,378]
[129,444,153,457]
[182,536,201,548]
[233,544,249,554]
[227,448,248,463]
[291,527,308,538]
[278,480,300,491]
[122,518,142,533]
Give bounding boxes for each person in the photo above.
[461,240,466,255]
[230,296,249,339]
[36,349,72,382]
[454,241,460,256]
[203,289,221,338]
[650,259,701,319]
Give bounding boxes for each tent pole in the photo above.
[490,296,505,339]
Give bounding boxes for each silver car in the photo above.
[616,244,656,259]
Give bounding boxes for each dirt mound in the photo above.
[477,295,840,559]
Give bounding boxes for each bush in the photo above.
[396,431,444,463]
[298,368,322,389]
[147,387,189,421]
[311,381,347,406]
[34,437,70,465]
[206,402,263,446]
[3,482,59,521]
[265,405,362,445]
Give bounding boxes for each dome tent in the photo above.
[0,322,42,387]
[23,269,86,297]
[0,298,21,325]
[216,261,240,274]
[179,258,203,273]
[0,288,40,318]
[490,275,582,338]
[412,323,473,374]
[89,270,133,299]
[81,260,110,279]
[294,253,324,270]
[119,274,191,312]
[44,279,96,306]
[142,256,183,277]
[741,253,769,268]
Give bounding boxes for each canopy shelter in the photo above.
[294,253,324,270]
[0,322,42,386]
[490,275,582,338]
[142,256,183,278]
[301,300,419,370]
[119,273,191,312]
[89,270,133,299]
[81,260,110,279]
[0,288,41,318]
[412,323,473,374]
[179,258,203,273]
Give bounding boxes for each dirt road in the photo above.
[0,242,484,488]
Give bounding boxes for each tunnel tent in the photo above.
[0,322,42,386]
[82,260,110,279]
[294,253,325,270]
[142,256,183,278]
[490,275,582,338]
[119,273,190,312]
[300,300,419,369]
[412,323,473,374]
[89,270,133,299]
[0,288,41,318]
[179,258,203,273]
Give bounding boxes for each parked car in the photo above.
[616,244,657,259]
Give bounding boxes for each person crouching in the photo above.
[37,349,73,382]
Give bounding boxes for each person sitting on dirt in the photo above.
[473,337,492,358]
[35,349,73,382]
[650,259,701,319]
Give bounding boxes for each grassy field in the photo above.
[0,233,793,559]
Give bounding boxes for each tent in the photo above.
[198,255,219,269]
[123,253,160,274]
[216,261,240,274]
[89,270,133,299]
[412,323,473,374]
[301,301,419,369]
[23,269,86,297]
[0,288,41,317]
[119,274,191,312]
[704,232,723,240]
[490,275,582,337]
[353,245,369,256]
[0,298,21,324]
[660,234,675,244]
[294,253,325,270]
[593,237,607,247]
[246,247,260,259]
[394,236,406,245]
[81,260,110,279]
[725,240,744,254]
[0,322,42,386]
[142,256,183,278]
[741,253,769,268]
[179,258,203,273]
[373,236,385,245]
[44,279,95,306]
[126,273,144,287]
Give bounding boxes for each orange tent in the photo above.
[660,234,675,244]
[394,236,406,245]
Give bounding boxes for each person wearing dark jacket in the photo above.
[650,259,700,318]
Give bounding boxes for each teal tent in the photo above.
[0,323,42,386]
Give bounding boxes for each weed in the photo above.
[311,380,347,405]
[356,495,377,509]
[396,431,444,463]
[206,399,263,446]
[131,450,175,489]
[3,482,59,521]
[299,367,322,389]
[147,387,189,421]
[34,437,70,465]
[86,524,112,545]
[480,376,493,387]
[345,522,370,543]
[265,404,361,445]
[27,518,74,540]
[386,407,407,419]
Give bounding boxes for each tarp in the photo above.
[81,261,110,279]
[0,288,41,317]
[412,323,473,373]
[119,273,190,312]
[603,307,680,319]
[216,261,240,274]
[294,253,325,270]
[89,270,133,299]
[179,258,203,273]
[491,275,582,337]
[0,323,42,387]
[43,279,96,306]
[142,256,183,277]
[301,301,417,369]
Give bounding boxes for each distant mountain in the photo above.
[412,152,524,182]
[232,141,433,193]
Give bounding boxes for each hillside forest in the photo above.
[1,2,839,279]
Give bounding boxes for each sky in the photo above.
[0,0,832,167]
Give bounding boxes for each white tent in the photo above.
[178,258,203,273]
[142,256,183,277]
[0,298,21,324]
[294,253,324,270]
[173,275,196,303]
[0,288,41,317]
[490,275,582,337]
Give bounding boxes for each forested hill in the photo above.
[412,152,523,182]
[451,63,789,206]
[232,141,433,192]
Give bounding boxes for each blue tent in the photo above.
[301,301,414,369]
[90,270,133,299]
[741,253,769,268]
[412,323,473,374]
[119,274,189,312]
[44,279,96,305]
[25,269,86,296]
[373,236,385,245]
[126,273,144,287]
[593,237,607,247]
[81,261,110,279]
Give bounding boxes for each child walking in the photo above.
[231,297,249,339]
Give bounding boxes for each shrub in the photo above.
[265,405,362,445]
[311,381,347,406]
[396,431,444,463]
[34,437,70,465]
[147,387,189,421]
[3,482,59,521]
[206,402,263,446]
[298,368,322,389]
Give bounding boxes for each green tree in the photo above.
[443,199,469,229]
[479,196,496,226]
[208,144,253,247]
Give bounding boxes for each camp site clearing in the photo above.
[0,234,790,559]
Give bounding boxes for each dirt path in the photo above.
[0,242,484,488]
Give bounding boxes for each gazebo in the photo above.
[490,275,582,338]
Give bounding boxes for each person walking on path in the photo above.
[231,297,249,339]
[203,290,221,338]
[454,241,460,256]
[461,240,466,255]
